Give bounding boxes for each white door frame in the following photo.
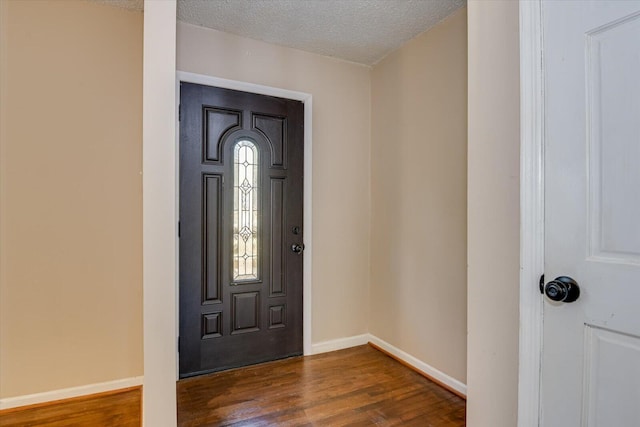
[175,71,314,373]
[518,0,545,426]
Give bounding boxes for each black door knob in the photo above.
[543,276,580,303]
[291,244,304,255]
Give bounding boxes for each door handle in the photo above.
[543,276,580,303]
[291,244,305,255]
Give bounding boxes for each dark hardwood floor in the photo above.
[178,344,466,426]
[0,346,464,426]
[0,386,141,427]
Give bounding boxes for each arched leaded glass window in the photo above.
[233,140,259,281]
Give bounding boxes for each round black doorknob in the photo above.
[291,244,304,254]
[544,276,580,303]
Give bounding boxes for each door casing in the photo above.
[519,1,546,426]
[175,71,314,377]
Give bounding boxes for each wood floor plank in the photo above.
[0,386,141,427]
[177,345,465,426]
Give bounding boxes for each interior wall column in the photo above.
[143,0,177,425]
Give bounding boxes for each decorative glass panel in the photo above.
[233,140,259,281]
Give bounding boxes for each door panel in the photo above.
[583,326,640,426]
[203,174,222,303]
[179,83,304,378]
[270,178,286,296]
[542,1,640,425]
[587,12,640,263]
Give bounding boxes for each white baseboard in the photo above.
[368,335,467,397]
[309,333,467,397]
[0,376,143,410]
[310,333,370,355]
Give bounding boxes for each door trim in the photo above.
[175,71,314,376]
[518,1,544,426]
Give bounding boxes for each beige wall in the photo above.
[467,1,520,425]
[177,23,371,343]
[369,8,468,384]
[0,0,143,398]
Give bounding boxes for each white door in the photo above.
[542,1,640,426]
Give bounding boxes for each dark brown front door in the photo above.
[179,83,304,378]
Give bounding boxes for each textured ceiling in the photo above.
[93,0,466,65]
